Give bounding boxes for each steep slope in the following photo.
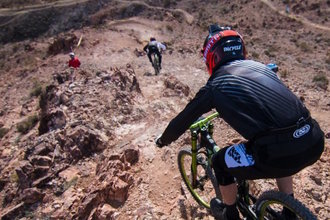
[0,0,329,219]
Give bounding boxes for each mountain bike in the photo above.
[178,112,317,219]
[152,53,160,75]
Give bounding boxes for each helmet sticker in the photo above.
[203,33,221,62]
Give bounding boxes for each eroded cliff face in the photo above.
[0,0,329,219]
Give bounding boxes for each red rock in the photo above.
[21,187,45,204]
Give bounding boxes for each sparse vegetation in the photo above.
[10,171,19,183]
[251,51,259,59]
[163,0,172,8]
[16,114,39,134]
[30,80,43,97]
[296,57,302,63]
[166,25,173,32]
[264,45,278,57]
[326,52,330,65]
[55,177,79,196]
[280,69,289,78]
[313,73,329,90]
[0,127,9,139]
[297,42,311,52]
[63,176,78,191]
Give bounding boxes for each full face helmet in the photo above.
[202,24,246,75]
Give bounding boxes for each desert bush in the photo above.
[296,57,302,63]
[10,171,19,183]
[280,69,289,78]
[297,42,311,52]
[55,176,78,196]
[163,0,172,8]
[16,114,39,134]
[326,52,330,65]
[0,127,9,139]
[166,25,173,32]
[313,73,328,90]
[30,81,43,97]
[251,51,259,59]
[12,44,20,53]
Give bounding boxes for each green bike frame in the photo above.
[189,112,219,194]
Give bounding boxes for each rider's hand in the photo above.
[155,134,165,148]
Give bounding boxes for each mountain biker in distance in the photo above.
[143,37,166,69]
[155,24,324,220]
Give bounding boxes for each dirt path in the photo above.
[0,0,89,14]
[260,0,330,31]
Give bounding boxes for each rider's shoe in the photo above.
[210,198,227,220]
[211,198,242,220]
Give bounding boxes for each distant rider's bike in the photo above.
[152,53,160,75]
[177,112,317,219]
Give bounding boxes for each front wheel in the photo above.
[255,190,317,220]
[177,149,220,209]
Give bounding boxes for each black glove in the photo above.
[155,135,165,148]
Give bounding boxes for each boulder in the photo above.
[95,204,116,220]
[21,187,45,204]
[30,155,52,166]
[163,76,190,97]
[121,147,139,165]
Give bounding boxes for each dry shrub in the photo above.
[313,73,328,90]
[16,114,39,134]
[30,81,43,97]
[326,52,330,65]
[280,69,289,78]
[297,42,311,52]
[251,51,259,59]
[166,25,173,32]
[0,127,9,139]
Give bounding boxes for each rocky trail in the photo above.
[0,0,329,219]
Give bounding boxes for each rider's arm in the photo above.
[160,84,214,146]
[158,42,166,51]
[143,44,149,52]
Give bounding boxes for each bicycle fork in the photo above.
[191,130,198,188]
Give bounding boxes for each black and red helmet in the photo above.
[202,24,247,75]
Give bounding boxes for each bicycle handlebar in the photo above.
[189,112,220,153]
[189,112,219,130]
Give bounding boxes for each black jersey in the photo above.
[161,60,309,145]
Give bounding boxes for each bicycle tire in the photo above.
[255,190,317,220]
[153,55,160,75]
[178,149,221,209]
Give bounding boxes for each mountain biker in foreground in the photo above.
[155,24,324,220]
[143,37,166,69]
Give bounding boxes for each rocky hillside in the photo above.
[0,0,329,219]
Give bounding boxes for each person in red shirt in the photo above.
[68,52,81,68]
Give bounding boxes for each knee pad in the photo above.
[212,149,235,186]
